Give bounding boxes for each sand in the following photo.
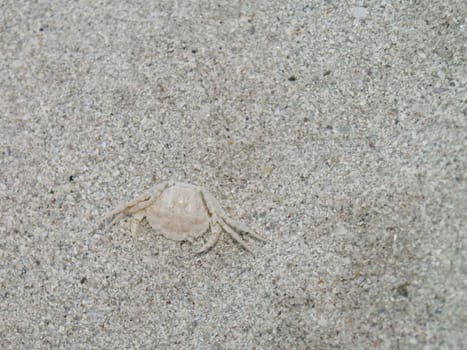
[1,1,465,349]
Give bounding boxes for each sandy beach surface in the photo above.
[1,1,465,349]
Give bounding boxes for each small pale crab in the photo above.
[105,181,266,254]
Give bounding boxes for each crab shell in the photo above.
[145,182,210,241]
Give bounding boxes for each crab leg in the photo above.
[104,182,170,230]
[200,190,225,215]
[104,196,152,229]
[218,218,254,254]
[222,216,267,242]
[201,189,266,241]
[130,211,146,240]
[105,193,151,219]
[104,212,127,231]
[199,190,251,253]
[195,221,222,254]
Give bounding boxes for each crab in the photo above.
[105,181,266,254]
